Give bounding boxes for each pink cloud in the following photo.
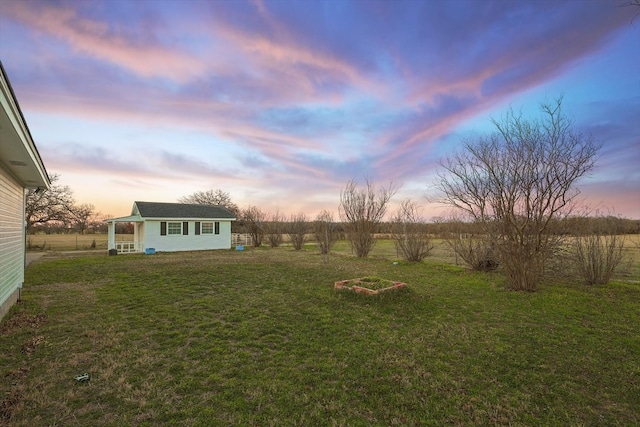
[4,2,208,82]
[17,81,332,181]
[197,9,384,106]
[3,0,636,219]
[5,0,385,108]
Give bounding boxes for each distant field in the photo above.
[26,234,127,251]
[26,233,640,282]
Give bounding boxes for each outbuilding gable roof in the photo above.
[133,201,235,220]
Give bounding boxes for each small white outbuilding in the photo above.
[0,62,50,320]
[106,201,236,254]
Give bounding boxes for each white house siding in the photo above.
[0,166,25,320]
[143,220,232,252]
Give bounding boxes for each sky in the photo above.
[1,0,639,220]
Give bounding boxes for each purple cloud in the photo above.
[1,0,637,218]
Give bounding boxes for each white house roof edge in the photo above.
[106,215,237,222]
[0,61,50,189]
[137,217,236,221]
[105,215,143,223]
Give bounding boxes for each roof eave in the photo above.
[0,61,50,190]
[105,215,143,223]
[138,217,236,221]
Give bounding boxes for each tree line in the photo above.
[25,173,109,235]
[27,183,639,240]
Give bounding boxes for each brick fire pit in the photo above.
[334,277,407,295]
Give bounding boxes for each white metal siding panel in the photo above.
[144,220,232,252]
[0,165,24,310]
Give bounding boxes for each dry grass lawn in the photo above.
[2,236,637,425]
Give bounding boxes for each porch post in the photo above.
[107,220,115,250]
[133,222,140,252]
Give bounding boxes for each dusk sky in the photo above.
[1,0,639,220]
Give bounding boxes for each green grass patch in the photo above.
[2,247,639,426]
[357,275,392,290]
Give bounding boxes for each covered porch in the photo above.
[106,215,144,254]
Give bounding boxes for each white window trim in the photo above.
[168,222,182,235]
[202,222,214,234]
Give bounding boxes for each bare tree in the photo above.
[287,212,308,250]
[339,179,397,258]
[313,210,338,255]
[264,210,285,248]
[89,212,110,234]
[435,97,600,291]
[25,173,76,233]
[390,199,434,262]
[242,206,265,247]
[178,189,239,217]
[70,203,96,234]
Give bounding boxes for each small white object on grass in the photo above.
[75,373,90,382]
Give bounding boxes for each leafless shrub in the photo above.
[264,210,285,248]
[390,199,434,262]
[313,210,338,255]
[287,212,308,250]
[436,213,497,269]
[242,206,265,247]
[573,234,625,285]
[447,234,499,271]
[339,179,397,258]
[434,97,599,291]
[571,216,627,285]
